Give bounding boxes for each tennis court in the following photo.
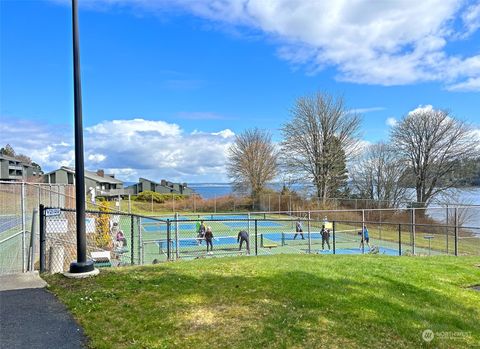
[142,222,196,233]
[316,247,399,255]
[0,214,21,235]
[223,221,282,228]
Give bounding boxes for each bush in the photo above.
[95,201,112,249]
[135,191,186,203]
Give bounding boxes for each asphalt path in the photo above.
[0,274,87,349]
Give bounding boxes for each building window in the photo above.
[67,173,74,185]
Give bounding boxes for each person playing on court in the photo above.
[359,225,371,250]
[205,226,214,254]
[321,225,330,251]
[237,230,250,254]
[294,219,305,240]
[116,230,127,247]
[197,220,206,245]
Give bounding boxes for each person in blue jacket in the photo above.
[359,225,371,250]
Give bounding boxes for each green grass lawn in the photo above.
[45,255,480,349]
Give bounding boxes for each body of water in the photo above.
[190,183,480,204]
[190,183,480,228]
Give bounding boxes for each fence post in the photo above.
[167,219,171,261]
[398,224,401,256]
[130,215,135,265]
[28,209,38,271]
[37,186,41,212]
[361,209,365,255]
[21,182,26,272]
[247,213,251,235]
[137,217,143,265]
[307,211,311,254]
[445,205,449,254]
[412,208,416,255]
[454,207,458,256]
[39,204,46,273]
[254,219,258,256]
[175,212,179,260]
[332,221,336,254]
[379,209,382,241]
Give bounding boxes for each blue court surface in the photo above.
[157,236,238,249]
[0,215,21,235]
[262,232,353,243]
[142,223,197,233]
[316,247,399,255]
[201,215,249,220]
[223,221,282,228]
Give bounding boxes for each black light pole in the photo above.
[69,0,94,274]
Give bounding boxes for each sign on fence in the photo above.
[45,208,61,217]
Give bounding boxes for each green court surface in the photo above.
[136,218,443,265]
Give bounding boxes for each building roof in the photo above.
[44,166,123,184]
[0,153,37,168]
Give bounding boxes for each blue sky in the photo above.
[1,0,480,182]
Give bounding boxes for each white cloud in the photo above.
[461,2,480,37]
[408,104,435,115]
[212,129,235,138]
[52,0,480,91]
[87,154,107,163]
[86,118,181,137]
[1,117,235,182]
[386,117,398,127]
[446,77,480,91]
[350,107,385,114]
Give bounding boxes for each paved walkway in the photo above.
[0,272,87,349]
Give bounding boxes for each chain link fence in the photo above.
[40,206,168,273]
[39,207,479,274]
[2,179,479,274]
[0,182,75,274]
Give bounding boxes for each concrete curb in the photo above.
[0,271,47,291]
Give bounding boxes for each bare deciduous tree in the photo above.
[227,128,278,202]
[391,107,479,208]
[351,142,408,208]
[281,92,361,203]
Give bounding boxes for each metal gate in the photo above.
[39,205,167,273]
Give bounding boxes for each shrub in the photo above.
[95,201,112,249]
[135,191,186,203]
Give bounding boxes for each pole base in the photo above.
[68,260,95,273]
[64,268,99,279]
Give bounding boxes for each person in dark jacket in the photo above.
[237,230,250,254]
[321,225,330,250]
[197,220,206,245]
[205,226,214,254]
